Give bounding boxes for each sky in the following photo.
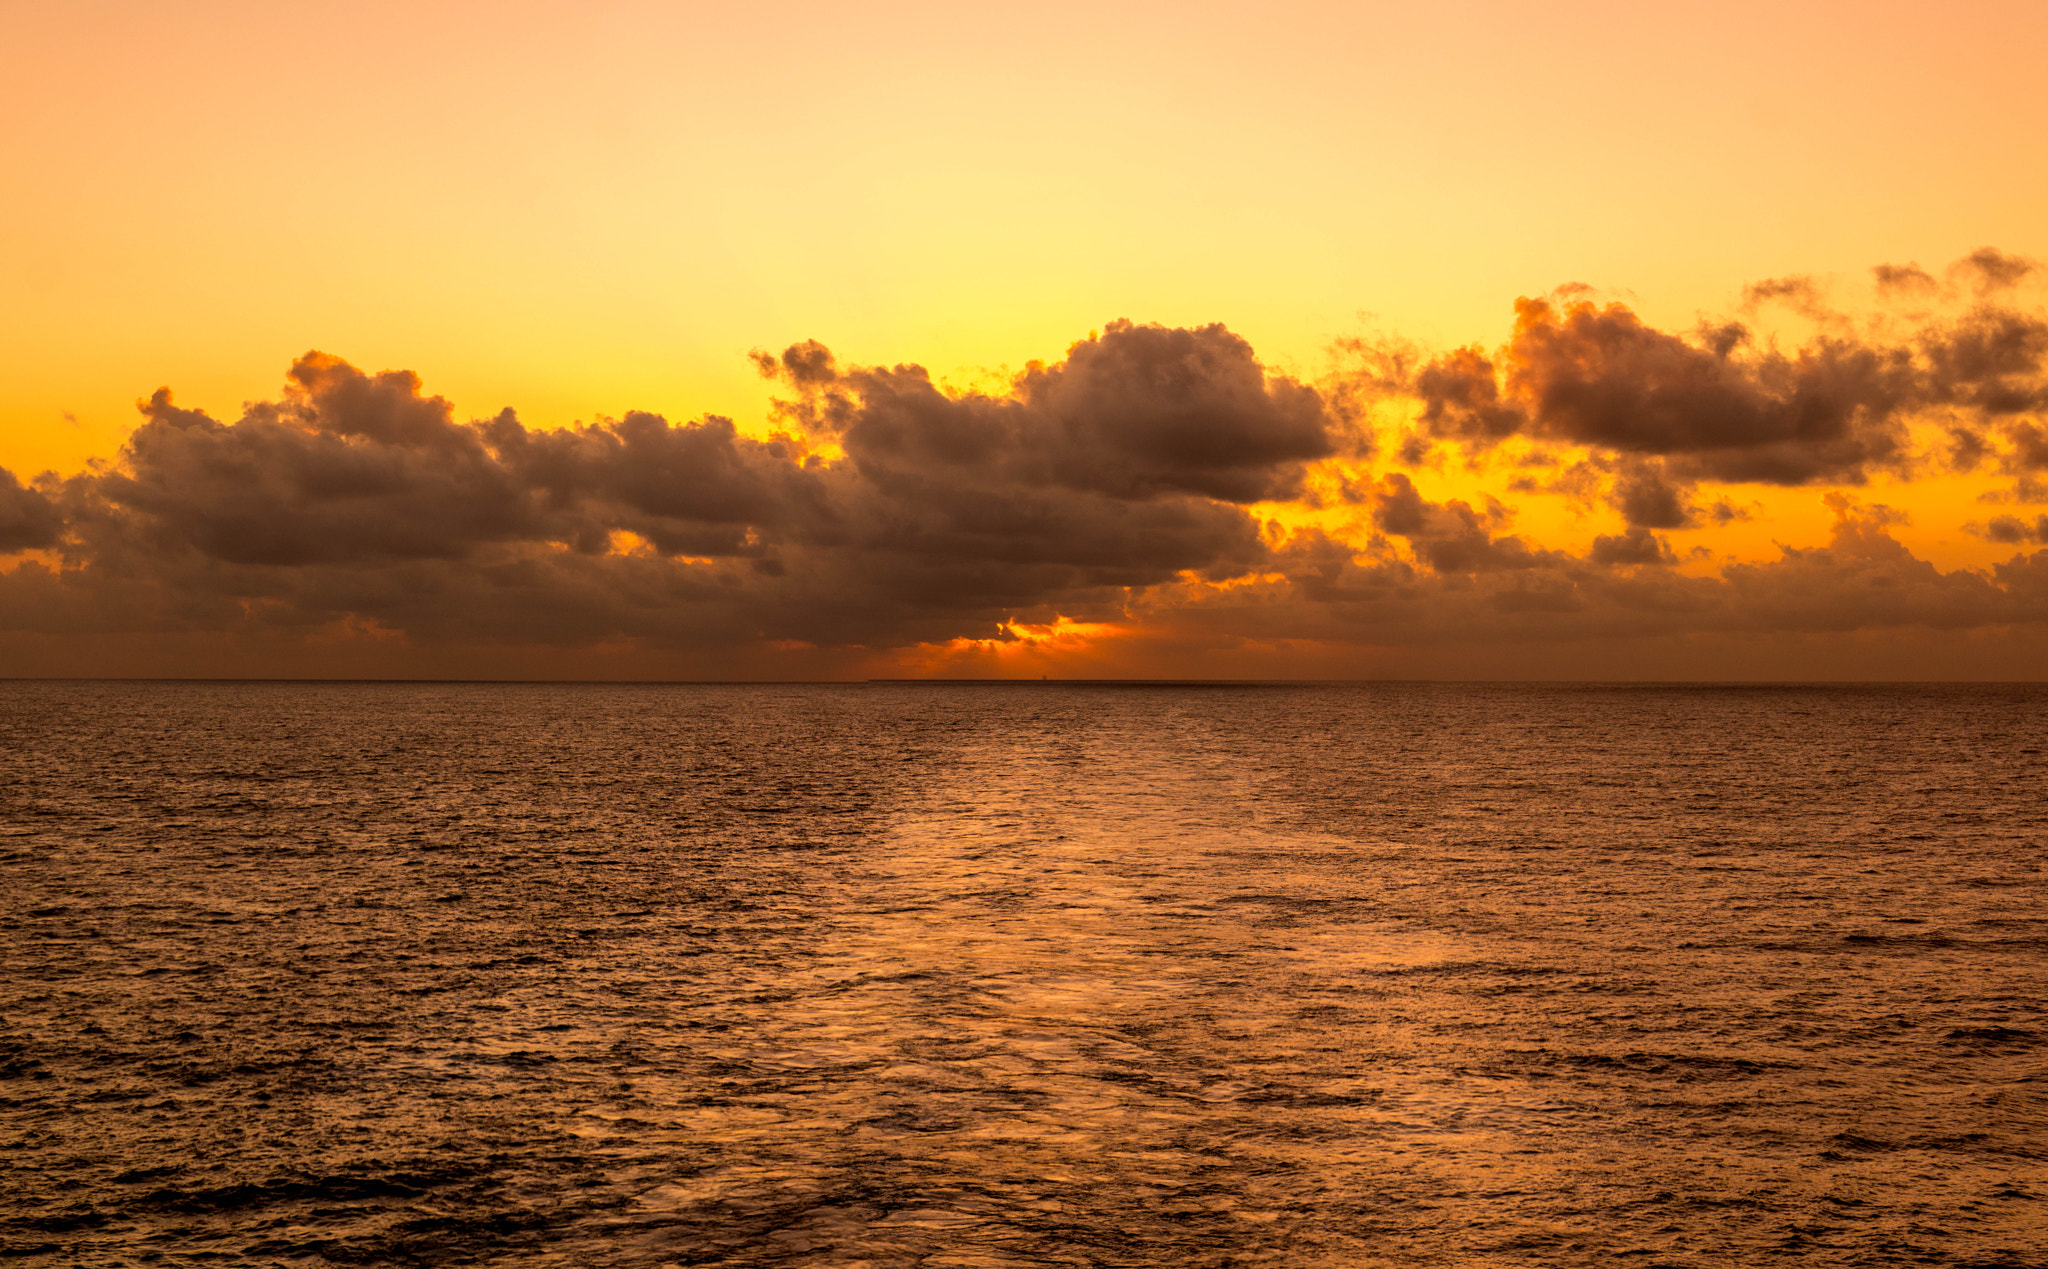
[3,0,2048,678]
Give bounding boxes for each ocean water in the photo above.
[1,681,2044,1267]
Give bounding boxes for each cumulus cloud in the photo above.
[6,267,2048,678]
[1396,251,2048,533]
[0,469,62,552]
[1587,526,1675,567]
[1924,308,2048,416]
[1422,293,1919,485]
[1413,346,1522,444]
[1609,461,1694,529]
[3,323,1332,658]
[1368,473,1556,574]
[770,319,1335,504]
[1976,513,2048,545]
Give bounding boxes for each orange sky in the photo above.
[4,0,2047,677]
[7,0,2045,469]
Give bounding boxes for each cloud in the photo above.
[1874,262,1939,298]
[1246,492,2035,649]
[1412,346,1523,444]
[1953,247,2037,294]
[751,339,839,388]
[1487,294,1914,484]
[1742,275,1833,321]
[1920,306,2048,416]
[1587,526,1675,567]
[1369,473,1557,573]
[6,269,2048,678]
[1609,461,1693,529]
[79,377,542,566]
[0,469,62,552]
[1402,251,2048,510]
[2006,422,2048,471]
[5,324,1329,658]
[775,319,1336,505]
[1976,513,2048,545]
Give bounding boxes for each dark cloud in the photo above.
[1920,306,2048,421]
[1703,498,1754,525]
[1978,514,2048,545]
[1978,474,2048,505]
[8,288,2048,677]
[1369,473,1552,574]
[1874,262,1938,298]
[1609,462,1693,529]
[751,339,839,388]
[1395,433,1435,466]
[738,319,1333,630]
[1497,295,1915,483]
[482,409,823,558]
[2006,422,2048,472]
[1587,526,1674,567]
[1953,247,2037,294]
[789,320,1336,505]
[1404,251,2048,494]
[1742,275,1831,321]
[76,373,539,566]
[1946,425,1993,471]
[1413,346,1523,443]
[3,324,1327,656]
[0,469,62,552]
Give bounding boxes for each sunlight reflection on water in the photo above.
[2,681,2044,1265]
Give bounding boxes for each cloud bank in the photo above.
[6,257,2048,679]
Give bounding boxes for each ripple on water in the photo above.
[0,680,2044,1266]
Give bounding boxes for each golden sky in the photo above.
[4,0,2047,677]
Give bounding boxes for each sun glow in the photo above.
[881,616,1129,678]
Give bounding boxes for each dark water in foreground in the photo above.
[2,682,2045,1267]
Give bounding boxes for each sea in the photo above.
[2,681,2044,1267]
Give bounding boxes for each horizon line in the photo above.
[3,677,2045,687]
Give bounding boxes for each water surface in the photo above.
[2,682,2044,1265]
